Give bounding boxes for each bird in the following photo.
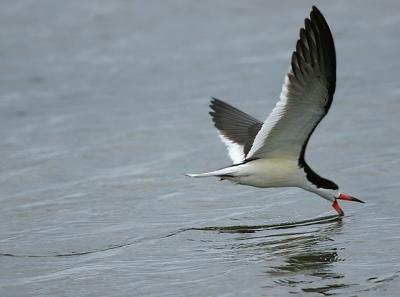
[187,6,364,216]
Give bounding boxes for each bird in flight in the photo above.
[187,6,364,216]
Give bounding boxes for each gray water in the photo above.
[1,1,400,296]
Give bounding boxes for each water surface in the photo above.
[1,1,400,296]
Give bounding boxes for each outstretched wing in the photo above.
[247,6,336,165]
[209,98,262,164]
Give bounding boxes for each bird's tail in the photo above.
[186,166,238,178]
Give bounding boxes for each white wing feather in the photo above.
[247,7,336,161]
[218,133,245,164]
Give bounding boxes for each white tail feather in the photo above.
[186,166,238,178]
[186,172,215,178]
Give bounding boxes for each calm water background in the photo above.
[1,1,400,296]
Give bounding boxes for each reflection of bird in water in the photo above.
[227,218,347,295]
[184,215,348,295]
[266,235,349,295]
[187,6,364,216]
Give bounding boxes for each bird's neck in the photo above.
[300,161,338,190]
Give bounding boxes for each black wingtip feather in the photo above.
[292,6,336,98]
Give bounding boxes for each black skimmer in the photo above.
[187,6,364,216]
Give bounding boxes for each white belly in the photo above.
[228,158,304,188]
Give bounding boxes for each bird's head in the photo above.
[306,182,364,204]
[336,193,364,203]
[309,187,365,216]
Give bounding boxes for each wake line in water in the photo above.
[164,214,341,237]
[191,214,341,233]
[0,240,141,258]
[0,215,340,258]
